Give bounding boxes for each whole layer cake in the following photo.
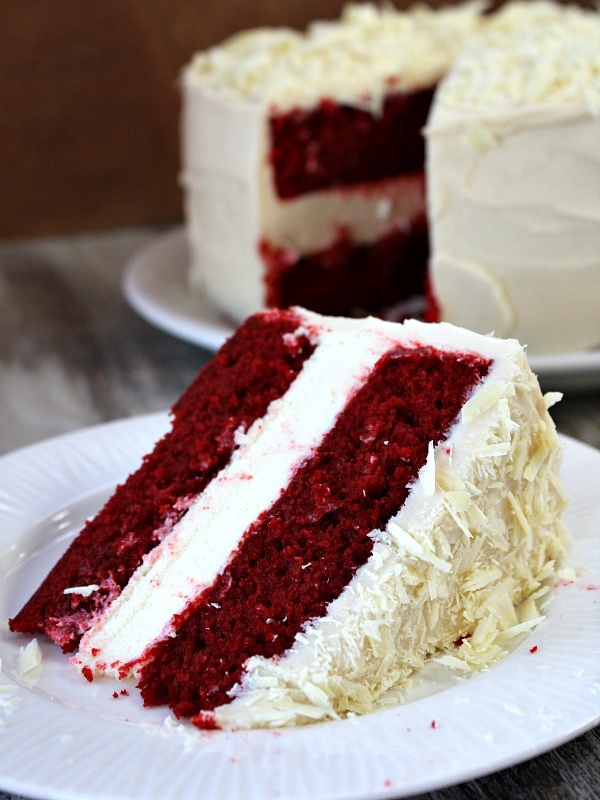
[181,1,600,355]
[10,308,567,729]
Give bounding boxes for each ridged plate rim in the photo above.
[0,415,598,800]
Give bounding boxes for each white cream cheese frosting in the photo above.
[426,2,600,355]
[71,310,566,730]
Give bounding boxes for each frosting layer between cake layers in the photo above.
[426,2,600,355]
[8,310,316,649]
[68,310,566,730]
[73,314,408,678]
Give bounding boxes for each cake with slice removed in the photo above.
[10,308,567,729]
[181,2,486,322]
[182,1,599,355]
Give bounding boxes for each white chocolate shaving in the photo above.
[63,584,100,597]
[543,392,563,410]
[0,683,20,716]
[16,639,43,686]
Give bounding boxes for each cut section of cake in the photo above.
[9,311,316,651]
[10,308,567,729]
[181,2,486,322]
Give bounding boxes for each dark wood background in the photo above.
[0,0,592,240]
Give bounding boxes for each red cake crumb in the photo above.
[9,310,315,651]
[137,346,489,720]
[81,666,94,683]
[192,712,220,731]
[269,90,435,199]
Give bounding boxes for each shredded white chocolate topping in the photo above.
[435,2,600,114]
[214,347,567,729]
[184,2,486,109]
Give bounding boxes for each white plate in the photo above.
[123,229,233,352]
[123,228,600,391]
[0,415,599,800]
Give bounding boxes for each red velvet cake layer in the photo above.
[9,310,315,651]
[137,346,490,723]
[269,89,435,199]
[260,216,429,319]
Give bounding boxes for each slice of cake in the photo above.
[426,1,600,355]
[10,308,567,729]
[181,2,486,322]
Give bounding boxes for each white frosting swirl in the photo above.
[427,2,600,355]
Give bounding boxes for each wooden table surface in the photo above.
[0,227,598,800]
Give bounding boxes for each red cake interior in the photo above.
[136,345,490,725]
[261,215,429,319]
[263,88,435,319]
[9,310,315,650]
[269,89,434,199]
